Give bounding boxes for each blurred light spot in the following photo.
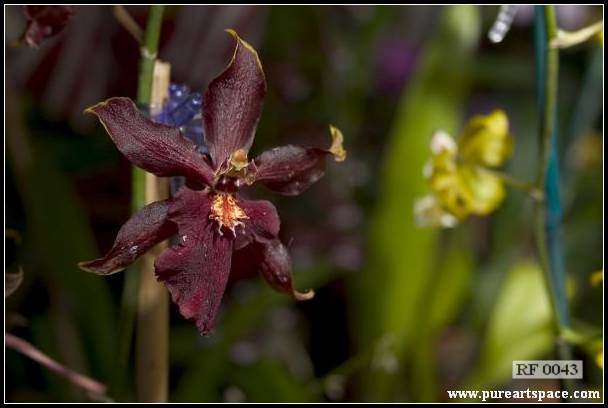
[328,203,362,230]
[223,385,246,403]
[274,63,311,102]
[331,240,363,271]
[567,132,602,170]
[268,307,298,331]
[371,333,399,373]
[292,244,315,271]
[324,374,346,401]
[488,5,518,44]
[230,341,260,366]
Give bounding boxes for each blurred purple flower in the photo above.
[373,38,417,95]
[514,5,593,30]
[21,5,75,47]
[8,5,266,130]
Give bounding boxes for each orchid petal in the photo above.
[79,200,175,275]
[87,97,215,187]
[234,198,280,250]
[251,125,346,196]
[230,241,264,281]
[203,30,266,169]
[258,239,314,301]
[155,187,233,335]
[22,5,75,47]
[459,109,513,168]
[459,166,506,215]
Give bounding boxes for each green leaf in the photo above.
[228,359,316,403]
[353,5,480,400]
[411,229,473,401]
[6,98,117,392]
[467,261,553,389]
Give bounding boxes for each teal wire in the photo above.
[534,6,570,327]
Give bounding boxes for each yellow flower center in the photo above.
[209,192,249,235]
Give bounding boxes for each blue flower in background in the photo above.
[155,83,206,150]
[155,83,208,194]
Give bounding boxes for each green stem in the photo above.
[534,5,574,397]
[477,167,543,201]
[136,5,165,107]
[132,6,164,212]
[134,6,167,403]
[552,21,603,49]
[536,6,558,192]
[115,5,165,401]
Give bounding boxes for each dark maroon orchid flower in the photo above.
[21,5,75,48]
[79,30,346,335]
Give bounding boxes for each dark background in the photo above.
[5,5,603,402]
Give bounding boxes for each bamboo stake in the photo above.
[135,60,171,402]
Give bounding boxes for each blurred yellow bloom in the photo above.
[415,110,513,228]
[567,131,603,170]
[590,338,604,369]
[589,269,603,287]
[414,195,458,228]
[595,347,603,369]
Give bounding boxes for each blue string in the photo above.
[534,6,570,326]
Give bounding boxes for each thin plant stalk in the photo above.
[114,4,167,402]
[135,60,171,403]
[6,333,108,399]
[113,5,143,44]
[533,5,574,394]
[136,5,165,107]
[134,6,168,401]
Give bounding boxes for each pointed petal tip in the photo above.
[77,260,123,276]
[83,101,104,116]
[224,28,262,65]
[329,124,347,162]
[224,27,238,37]
[169,285,222,337]
[5,267,24,298]
[169,294,217,337]
[83,97,129,116]
[294,288,315,301]
[196,322,216,337]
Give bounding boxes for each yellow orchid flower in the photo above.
[415,110,513,227]
[414,195,459,228]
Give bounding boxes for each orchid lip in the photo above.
[208,192,249,236]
